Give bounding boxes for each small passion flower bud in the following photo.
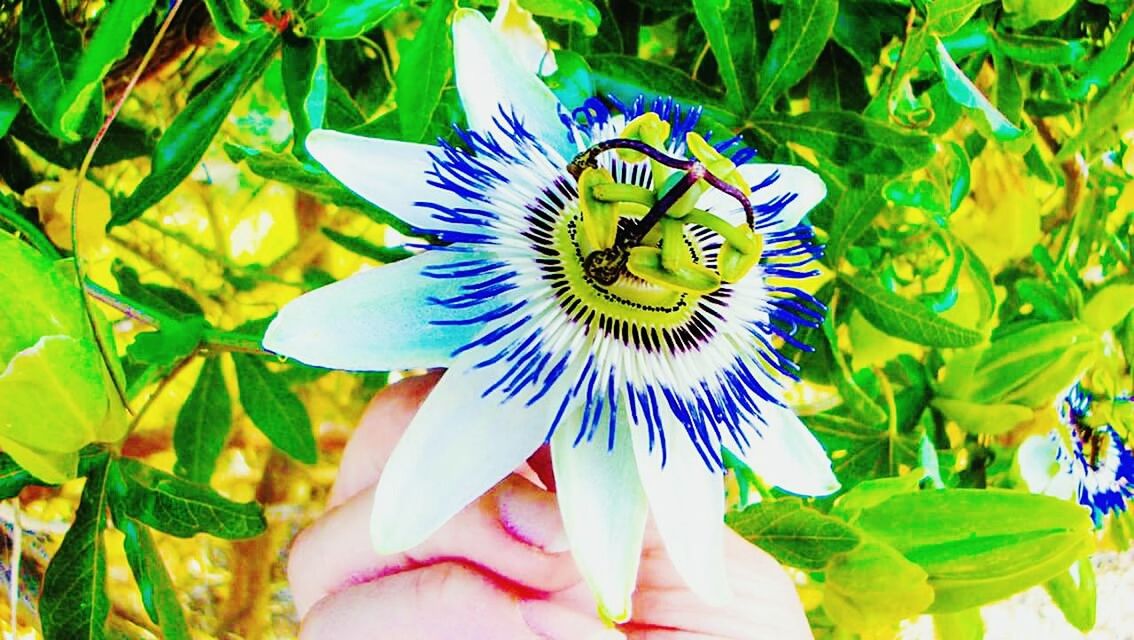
[0,233,127,483]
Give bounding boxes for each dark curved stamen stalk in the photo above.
[569,138,693,177]
[583,165,706,286]
[702,172,756,229]
[625,164,705,245]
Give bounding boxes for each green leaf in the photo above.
[0,85,19,139]
[826,177,888,265]
[111,36,280,227]
[40,457,111,640]
[588,55,736,127]
[726,499,861,570]
[57,0,153,139]
[1044,557,1097,632]
[752,0,838,114]
[854,489,1094,612]
[396,0,455,142]
[933,609,985,640]
[925,0,984,36]
[13,0,97,141]
[823,540,936,633]
[1083,283,1134,333]
[839,273,984,348]
[544,50,595,109]
[822,304,887,426]
[231,353,317,464]
[745,111,936,176]
[110,458,267,539]
[223,143,417,235]
[204,0,257,40]
[933,38,1026,141]
[930,397,1033,435]
[173,357,232,484]
[1068,12,1134,100]
[692,0,757,112]
[118,518,192,640]
[7,110,155,169]
[282,36,330,153]
[831,474,923,520]
[1002,0,1075,29]
[807,412,921,485]
[992,32,1088,67]
[304,0,403,40]
[960,321,1097,406]
[111,262,204,319]
[321,227,413,263]
[832,2,907,69]
[520,0,602,35]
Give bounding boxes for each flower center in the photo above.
[566,115,764,295]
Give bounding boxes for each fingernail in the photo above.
[496,482,569,553]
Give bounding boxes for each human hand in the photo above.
[289,372,814,639]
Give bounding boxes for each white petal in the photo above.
[697,164,827,232]
[552,408,647,623]
[629,403,731,604]
[1017,433,1076,500]
[452,9,572,158]
[737,402,840,497]
[263,251,482,371]
[491,0,557,76]
[305,130,464,234]
[370,353,564,553]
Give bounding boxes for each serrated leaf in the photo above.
[118,518,191,640]
[111,36,280,227]
[40,457,111,640]
[111,458,266,539]
[692,0,757,112]
[173,357,232,484]
[396,0,455,142]
[304,0,403,40]
[726,499,861,570]
[231,353,317,464]
[745,111,936,176]
[839,273,984,348]
[752,0,837,114]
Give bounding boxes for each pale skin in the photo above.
[289,372,815,640]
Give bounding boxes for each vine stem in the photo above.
[69,0,185,415]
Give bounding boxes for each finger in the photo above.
[328,371,443,507]
[300,562,542,640]
[289,474,577,617]
[629,527,812,640]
